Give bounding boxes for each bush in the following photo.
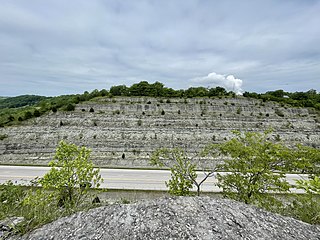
[39,141,103,209]
[24,111,32,120]
[65,104,75,111]
[275,108,284,117]
[208,130,291,207]
[0,134,8,140]
[277,194,320,225]
[0,181,25,220]
[51,106,57,113]
[33,109,41,117]
[8,115,15,121]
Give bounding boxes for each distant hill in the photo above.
[0,95,48,109]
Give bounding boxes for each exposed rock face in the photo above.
[0,97,319,167]
[16,197,320,240]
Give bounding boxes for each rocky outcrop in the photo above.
[15,197,320,240]
[0,97,319,167]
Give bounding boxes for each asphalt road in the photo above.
[0,165,308,192]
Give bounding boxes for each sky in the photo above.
[0,0,320,96]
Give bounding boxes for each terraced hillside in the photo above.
[0,96,319,167]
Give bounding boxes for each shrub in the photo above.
[33,109,41,117]
[208,130,291,207]
[275,108,285,117]
[277,194,320,225]
[0,134,8,140]
[24,111,32,120]
[51,106,57,113]
[65,104,75,111]
[0,181,25,219]
[39,141,103,209]
[8,115,15,121]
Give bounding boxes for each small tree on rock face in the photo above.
[33,109,41,117]
[207,130,291,208]
[24,111,32,120]
[39,141,103,209]
[65,103,75,111]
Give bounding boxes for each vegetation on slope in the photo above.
[0,95,48,109]
[1,132,320,237]
[151,130,320,224]
[243,89,320,110]
[1,81,319,128]
[0,141,103,235]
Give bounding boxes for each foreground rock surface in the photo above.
[14,197,320,240]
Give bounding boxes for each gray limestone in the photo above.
[14,197,320,240]
[0,97,319,167]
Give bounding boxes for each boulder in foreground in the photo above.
[16,197,320,240]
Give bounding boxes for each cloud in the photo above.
[191,72,243,94]
[0,1,319,96]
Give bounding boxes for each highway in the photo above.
[0,165,308,192]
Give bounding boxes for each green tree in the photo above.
[24,111,33,120]
[64,103,75,111]
[33,109,41,117]
[207,130,291,208]
[208,86,227,97]
[294,144,320,194]
[184,87,209,98]
[39,141,103,208]
[129,81,152,96]
[110,85,128,96]
[150,81,165,97]
[99,89,108,97]
[150,148,215,196]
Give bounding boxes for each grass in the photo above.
[0,182,104,236]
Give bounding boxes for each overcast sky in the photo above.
[1,0,319,96]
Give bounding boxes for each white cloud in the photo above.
[191,72,243,94]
